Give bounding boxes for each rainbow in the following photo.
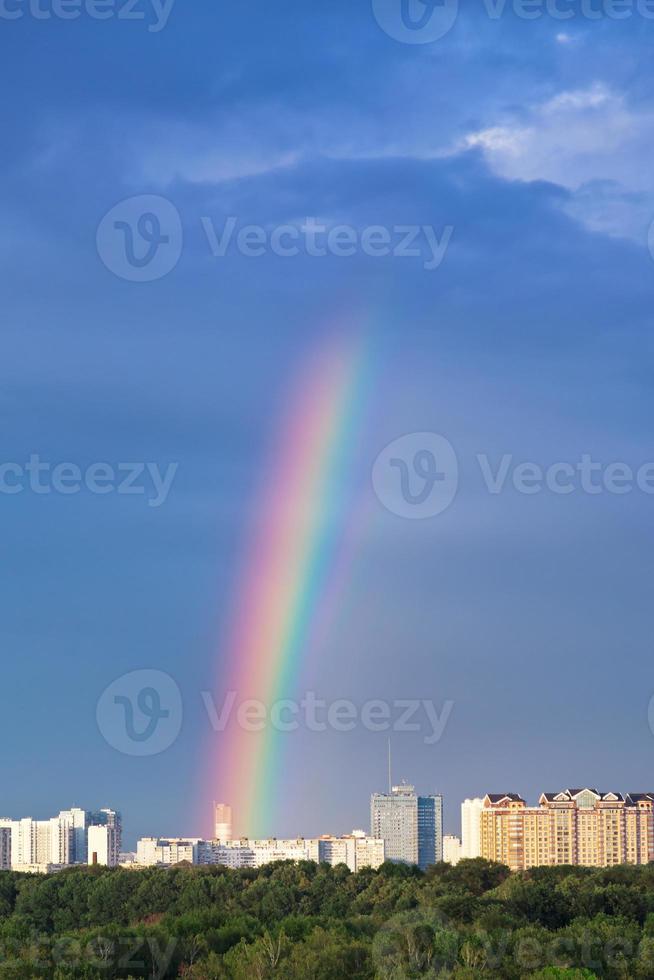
[211,330,373,838]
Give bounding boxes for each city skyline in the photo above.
[6,780,654,874]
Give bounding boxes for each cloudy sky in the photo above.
[2,0,654,846]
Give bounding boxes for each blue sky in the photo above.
[2,1,654,846]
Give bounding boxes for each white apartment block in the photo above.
[313,831,385,872]
[213,803,232,842]
[91,809,122,866]
[443,834,462,866]
[137,838,201,866]
[201,839,312,868]
[2,808,121,871]
[57,808,88,864]
[139,832,384,872]
[5,818,70,868]
[461,798,484,858]
[88,825,119,867]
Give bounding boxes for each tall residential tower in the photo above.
[461,798,484,858]
[213,803,233,842]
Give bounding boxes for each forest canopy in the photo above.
[0,858,653,978]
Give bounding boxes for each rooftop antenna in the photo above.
[387,737,392,795]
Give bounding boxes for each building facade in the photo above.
[213,803,232,842]
[443,834,462,865]
[480,789,654,871]
[58,809,88,864]
[88,825,120,867]
[461,798,484,858]
[371,784,418,864]
[89,809,122,866]
[417,794,444,869]
[5,817,70,869]
[2,808,121,871]
[139,832,384,872]
[371,784,443,868]
[312,831,385,872]
[0,825,11,870]
[136,838,200,866]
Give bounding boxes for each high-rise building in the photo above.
[2,807,120,871]
[480,789,654,871]
[49,816,73,865]
[443,834,461,865]
[213,802,232,842]
[371,783,418,865]
[88,825,119,867]
[5,817,71,872]
[57,809,89,864]
[0,824,11,870]
[461,798,484,858]
[89,809,122,866]
[417,794,443,869]
[371,783,443,869]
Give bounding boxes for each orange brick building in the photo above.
[479,789,654,870]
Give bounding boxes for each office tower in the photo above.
[371,782,444,869]
[87,825,118,867]
[371,783,418,864]
[461,797,484,858]
[213,802,232,842]
[417,794,443,869]
[0,824,11,870]
[443,834,461,866]
[480,789,654,871]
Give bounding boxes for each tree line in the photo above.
[1,857,654,977]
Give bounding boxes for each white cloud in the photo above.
[543,84,610,112]
[461,84,654,240]
[465,126,530,156]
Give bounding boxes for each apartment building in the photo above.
[480,789,654,870]
[88,825,120,867]
[461,798,484,858]
[0,824,11,870]
[213,803,232,842]
[136,838,200,866]
[443,834,462,865]
[139,832,384,871]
